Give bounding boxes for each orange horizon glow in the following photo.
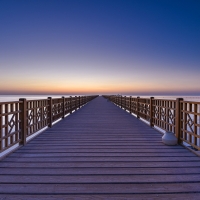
[1,83,200,95]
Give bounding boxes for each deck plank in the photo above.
[0,194,200,200]
[0,96,200,199]
[0,183,200,193]
[1,167,200,175]
[1,174,200,183]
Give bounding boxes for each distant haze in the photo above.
[0,0,200,95]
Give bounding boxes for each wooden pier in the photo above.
[0,96,200,199]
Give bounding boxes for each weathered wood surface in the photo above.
[0,96,200,199]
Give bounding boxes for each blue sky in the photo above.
[0,0,200,95]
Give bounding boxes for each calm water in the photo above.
[0,95,79,102]
[127,95,200,102]
[1,95,200,102]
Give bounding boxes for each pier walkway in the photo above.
[0,96,200,199]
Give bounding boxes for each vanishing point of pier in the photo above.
[0,96,200,199]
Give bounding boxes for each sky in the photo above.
[0,0,200,95]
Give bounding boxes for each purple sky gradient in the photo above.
[0,0,200,95]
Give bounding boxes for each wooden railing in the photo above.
[0,95,98,153]
[103,95,200,151]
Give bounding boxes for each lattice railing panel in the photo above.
[64,97,71,115]
[153,99,176,133]
[26,99,49,136]
[71,97,78,111]
[180,101,200,150]
[0,101,21,152]
[130,98,137,115]
[125,97,130,111]
[80,96,86,106]
[116,96,121,106]
[52,98,63,122]
[122,97,125,108]
[138,98,150,121]
[113,96,121,106]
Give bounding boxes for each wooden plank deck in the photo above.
[0,96,200,199]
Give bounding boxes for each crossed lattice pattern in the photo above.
[180,101,200,150]
[0,102,21,152]
[168,109,175,124]
[130,99,137,115]
[125,98,130,111]
[52,103,63,116]
[115,96,121,107]
[137,98,150,121]
[153,99,176,133]
[71,97,78,111]
[26,100,49,136]
[64,98,71,114]
[52,98,64,122]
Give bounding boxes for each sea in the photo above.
[0,95,200,102]
[0,95,75,102]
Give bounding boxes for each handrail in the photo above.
[103,95,200,151]
[0,95,98,154]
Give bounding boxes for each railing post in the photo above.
[137,96,140,118]
[75,96,77,110]
[48,97,52,128]
[175,98,183,143]
[79,96,81,109]
[70,96,72,114]
[124,96,126,110]
[130,96,132,113]
[62,96,65,119]
[150,97,154,127]
[19,98,27,145]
